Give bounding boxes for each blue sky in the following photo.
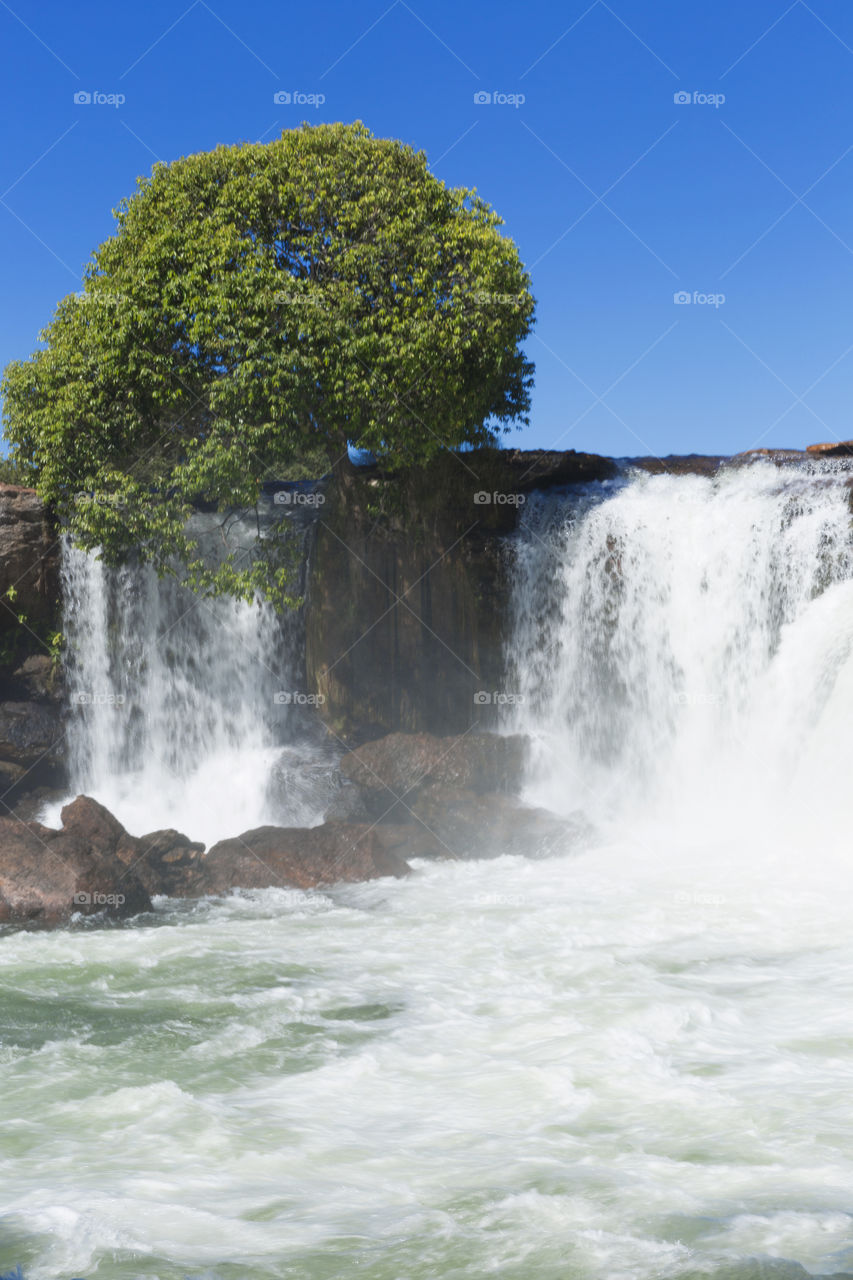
[1,0,852,458]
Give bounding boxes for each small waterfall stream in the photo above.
[51,505,337,845]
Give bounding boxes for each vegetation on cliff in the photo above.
[1,122,535,606]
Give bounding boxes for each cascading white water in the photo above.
[51,511,337,845]
[507,462,853,856]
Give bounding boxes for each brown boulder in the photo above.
[806,440,853,456]
[411,783,591,860]
[373,823,445,860]
[0,797,151,925]
[200,821,410,894]
[115,828,206,897]
[340,731,527,808]
[0,795,414,927]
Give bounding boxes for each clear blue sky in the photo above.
[2,0,852,458]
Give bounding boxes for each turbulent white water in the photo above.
[507,463,853,853]
[6,461,853,1280]
[51,515,336,845]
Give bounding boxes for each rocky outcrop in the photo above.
[339,730,528,799]
[409,783,588,860]
[628,454,727,477]
[335,730,588,861]
[0,795,411,926]
[0,488,65,807]
[806,440,853,456]
[0,797,152,925]
[0,485,60,644]
[0,698,65,806]
[199,822,410,893]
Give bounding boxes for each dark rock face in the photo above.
[499,449,618,490]
[627,454,728,477]
[0,488,65,808]
[0,485,60,642]
[304,451,618,742]
[305,456,512,743]
[0,699,65,811]
[12,654,62,702]
[201,822,410,893]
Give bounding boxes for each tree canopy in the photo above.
[1,121,535,605]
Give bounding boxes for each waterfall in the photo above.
[506,461,853,854]
[52,506,338,845]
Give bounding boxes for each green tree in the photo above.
[2,122,535,606]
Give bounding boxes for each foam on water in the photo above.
[4,461,853,1279]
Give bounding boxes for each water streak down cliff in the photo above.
[506,462,853,854]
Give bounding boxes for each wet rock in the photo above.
[806,439,853,456]
[410,783,584,860]
[0,796,151,925]
[0,701,63,767]
[0,485,61,641]
[201,821,411,893]
[0,794,413,927]
[305,453,515,741]
[60,794,124,848]
[13,654,62,703]
[372,823,445,860]
[628,454,727,477]
[340,731,528,818]
[500,448,618,490]
[115,828,206,897]
[0,700,66,805]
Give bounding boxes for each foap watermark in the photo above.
[273,289,325,308]
[474,491,526,506]
[273,89,325,108]
[672,889,726,907]
[474,90,526,108]
[74,90,125,108]
[674,290,726,308]
[72,691,126,707]
[274,691,326,705]
[674,90,725,108]
[73,890,126,907]
[475,892,527,907]
[74,490,128,510]
[674,691,722,707]
[273,490,325,506]
[474,690,525,706]
[470,289,527,308]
